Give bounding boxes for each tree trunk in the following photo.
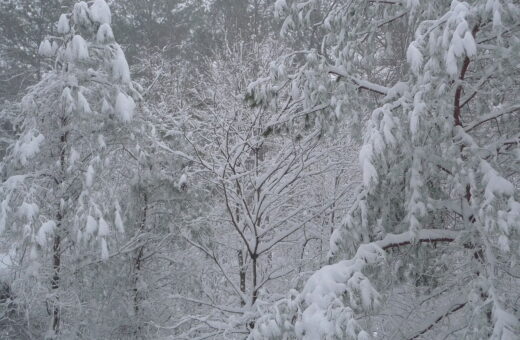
[51,117,67,334]
[51,229,61,334]
[238,249,246,306]
[251,255,257,305]
[134,192,148,336]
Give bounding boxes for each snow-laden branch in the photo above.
[253,228,461,339]
[327,66,390,95]
[407,297,467,340]
[376,228,459,250]
[464,103,520,132]
[170,295,244,315]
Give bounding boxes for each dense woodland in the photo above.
[0,0,519,339]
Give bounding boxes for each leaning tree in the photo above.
[250,1,520,339]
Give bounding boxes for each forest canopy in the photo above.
[0,0,519,339]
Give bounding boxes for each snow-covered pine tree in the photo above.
[0,0,141,337]
[251,0,520,339]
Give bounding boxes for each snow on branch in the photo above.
[376,229,459,250]
[407,298,467,340]
[464,104,520,132]
[252,228,460,339]
[327,66,390,96]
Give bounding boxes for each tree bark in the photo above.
[51,117,68,334]
[134,192,148,335]
[51,230,61,334]
[238,249,246,306]
[251,255,258,305]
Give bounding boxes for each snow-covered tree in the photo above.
[0,0,518,338]
[0,0,142,337]
[0,0,76,99]
[158,40,350,338]
[250,0,520,339]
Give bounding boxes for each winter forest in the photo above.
[0,0,519,339]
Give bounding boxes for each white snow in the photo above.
[86,215,98,234]
[29,245,38,261]
[21,94,36,113]
[111,46,131,84]
[508,199,520,232]
[498,234,510,252]
[62,87,76,114]
[491,304,519,340]
[445,48,458,76]
[358,331,371,340]
[100,238,109,260]
[328,227,343,257]
[294,241,385,339]
[73,2,90,28]
[280,15,294,36]
[86,164,95,187]
[355,243,385,264]
[481,160,514,204]
[359,143,378,189]
[98,217,109,236]
[71,35,89,60]
[77,91,91,113]
[13,131,45,165]
[68,148,80,172]
[274,0,287,16]
[462,31,477,56]
[115,92,136,122]
[36,220,56,246]
[451,33,465,57]
[381,110,397,146]
[375,229,458,249]
[347,271,380,310]
[17,202,39,220]
[406,42,423,74]
[101,98,113,114]
[285,228,461,338]
[90,0,112,25]
[492,6,502,28]
[51,41,59,54]
[98,134,106,148]
[96,23,114,44]
[178,173,187,189]
[38,40,53,57]
[76,229,83,244]
[410,92,425,137]
[114,210,125,233]
[296,260,357,338]
[57,14,70,34]
[0,250,13,275]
